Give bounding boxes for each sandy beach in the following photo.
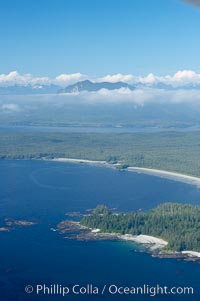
[182,251,200,258]
[119,234,168,250]
[49,157,200,188]
[128,167,200,188]
[51,157,108,165]
[119,234,200,257]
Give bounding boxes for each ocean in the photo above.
[0,160,200,300]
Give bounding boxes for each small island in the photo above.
[0,219,37,233]
[5,219,36,227]
[0,227,10,232]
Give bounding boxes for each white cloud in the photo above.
[30,76,51,86]
[0,71,50,87]
[82,88,153,105]
[96,73,134,83]
[54,73,87,87]
[168,70,200,86]
[0,71,30,87]
[1,70,200,89]
[133,70,200,87]
[0,71,87,88]
[2,87,200,109]
[55,87,200,106]
[135,73,157,85]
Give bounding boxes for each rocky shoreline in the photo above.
[56,219,200,262]
[56,220,119,241]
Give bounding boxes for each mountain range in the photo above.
[1,79,200,95]
[58,80,135,93]
[0,80,135,95]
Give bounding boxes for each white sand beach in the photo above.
[43,156,200,185]
[182,251,200,258]
[45,157,200,187]
[119,234,168,250]
[91,228,101,233]
[51,158,107,165]
[119,235,200,256]
[128,167,200,188]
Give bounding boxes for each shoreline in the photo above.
[118,234,168,250]
[46,157,200,188]
[128,166,200,188]
[46,157,121,170]
[89,231,200,260]
[57,220,200,261]
[4,157,200,259]
[50,157,108,165]
[118,234,200,258]
[2,157,200,188]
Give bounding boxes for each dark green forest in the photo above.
[1,130,200,176]
[81,203,200,252]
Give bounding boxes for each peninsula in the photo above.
[80,203,200,257]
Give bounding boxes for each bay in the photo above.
[0,160,200,300]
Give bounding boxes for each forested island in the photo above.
[81,203,200,252]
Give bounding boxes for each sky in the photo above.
[0,0,200,78]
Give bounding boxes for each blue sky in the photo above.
[0,0,200,77]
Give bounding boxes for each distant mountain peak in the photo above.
[81,80,92,84]
[58,80,135,93]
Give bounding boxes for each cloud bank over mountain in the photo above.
[1,77,200,128]
[1,70,200,88]
[1,88,200,129]
[0,71,86,87]
[1,86,200,107]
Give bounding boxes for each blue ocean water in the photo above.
[0,160,200,301]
